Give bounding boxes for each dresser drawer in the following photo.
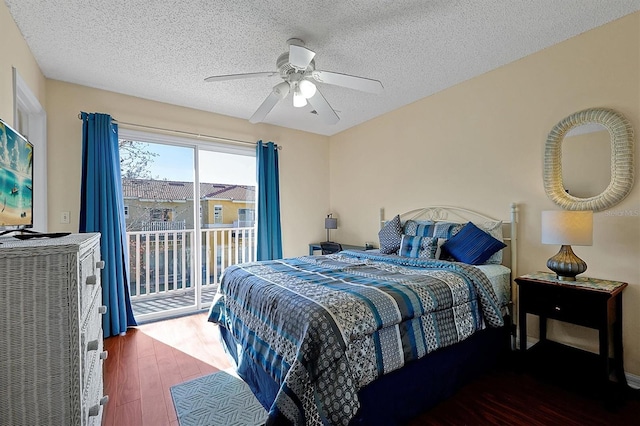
[82,329,105,394]
[81,291,107,389]
[79,242,103,318]
[519,283,607,328]
[83,360,108,426]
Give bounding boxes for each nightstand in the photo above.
[515,272,628,393]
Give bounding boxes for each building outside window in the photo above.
[151,208,172,222]
[213,205,223,224]
[238,208,255,227]
[117,133,257,320]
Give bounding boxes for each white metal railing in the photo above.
[127,227,256,304]
[140,220,186,231]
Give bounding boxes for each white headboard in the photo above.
[379,203,519,327]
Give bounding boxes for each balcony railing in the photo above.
[126,226,256,314]
[139,220,186,231]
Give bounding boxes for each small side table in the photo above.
[515,272,628,391]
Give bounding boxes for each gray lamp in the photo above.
[325,214,337,242]
[541,210,593,281]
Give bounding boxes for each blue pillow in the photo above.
[403,220,434,237]
[378,215,402,254]
[440,222,506,265]
[433,222,464,239]
[399,235,438,259]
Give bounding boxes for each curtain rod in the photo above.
[77,113,281,149]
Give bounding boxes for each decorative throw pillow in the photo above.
[378,215,402,254]
[403,220,434,237]
[399,235,439,259]
[430,222,465,261]
[440,222,507,265]
[435,221,504,264]
[433,222,465,239]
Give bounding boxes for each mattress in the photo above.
[475,264,511,311]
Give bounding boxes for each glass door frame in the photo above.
[119,128,255,323]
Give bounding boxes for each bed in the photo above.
[208,204,518,425]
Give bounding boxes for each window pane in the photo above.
[118,135,257,320]
[120,139,196,318]
[199,149,256,305]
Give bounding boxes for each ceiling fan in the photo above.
[204,38,384,125]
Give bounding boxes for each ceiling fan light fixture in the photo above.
[293,89,307,107]
[299,79,317,98]
[204,38,383,124]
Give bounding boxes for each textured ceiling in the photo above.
[5,0,640,136]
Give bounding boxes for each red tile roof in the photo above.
[122,178,255,202]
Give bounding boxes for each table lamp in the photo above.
[541,210,593,281]
[325,214,337,242]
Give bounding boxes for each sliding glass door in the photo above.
[198,150,256,305]
[119,129,255,322]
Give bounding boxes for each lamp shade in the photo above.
[325,217,338,230]
[293,88,307,107]
[541,210,593,246]
[299,80,317,98]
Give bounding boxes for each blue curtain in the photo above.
[256,141,283,260]
[80,112,136,337]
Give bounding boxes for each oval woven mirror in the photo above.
[543,108,634,211]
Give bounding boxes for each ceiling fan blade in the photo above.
[249,92,280,123]
[289,44,316,70]
[204,71,277,82]
[312,70,384,94]
[308,89,339,125]
[249,82,290,123]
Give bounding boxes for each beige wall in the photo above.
[330,12,640,375]
[44,80,330,256]
[0,2,46,126]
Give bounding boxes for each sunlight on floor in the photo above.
[136,313,232,368]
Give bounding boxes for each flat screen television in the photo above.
[0,119,33,233]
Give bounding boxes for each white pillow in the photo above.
[478,221,504,264]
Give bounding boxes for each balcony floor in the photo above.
[130,285,218,317]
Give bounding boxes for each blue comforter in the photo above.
[208,250,504,425]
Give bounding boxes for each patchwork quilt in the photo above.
[208,250,504,425]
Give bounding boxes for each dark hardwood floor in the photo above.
[408,368,640,426]
[102,313,639,425]
[101,312,232,426]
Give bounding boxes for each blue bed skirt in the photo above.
[219,324,508,425]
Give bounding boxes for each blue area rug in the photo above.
[170,369,268,426]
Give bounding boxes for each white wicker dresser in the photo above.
[0,233,109,426]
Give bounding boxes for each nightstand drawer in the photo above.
[519,284,606,328]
